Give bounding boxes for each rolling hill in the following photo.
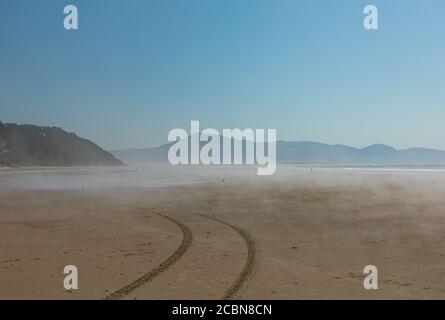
[0,122,123,167]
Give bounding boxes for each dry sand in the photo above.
[1,167,445,299]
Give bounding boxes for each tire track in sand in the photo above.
[103,208,192,300]
[199,214,258,300]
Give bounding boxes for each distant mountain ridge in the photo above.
[0,122,123,167]
[276,141,445,165]
[112,140,445,166]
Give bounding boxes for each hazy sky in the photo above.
[1,0,444,150]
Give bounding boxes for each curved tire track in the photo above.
[199,214,258,300]
[103,210,192,300]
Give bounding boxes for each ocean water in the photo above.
[282,164,445,171]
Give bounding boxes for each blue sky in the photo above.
[1,0,444,150]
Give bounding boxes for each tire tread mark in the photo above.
[103,209,192,300]
[199,214,257,300]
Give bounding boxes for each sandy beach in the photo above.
[1,167,445,300]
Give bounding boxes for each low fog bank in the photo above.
[0,165,255,190]
[1,165,445,195]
